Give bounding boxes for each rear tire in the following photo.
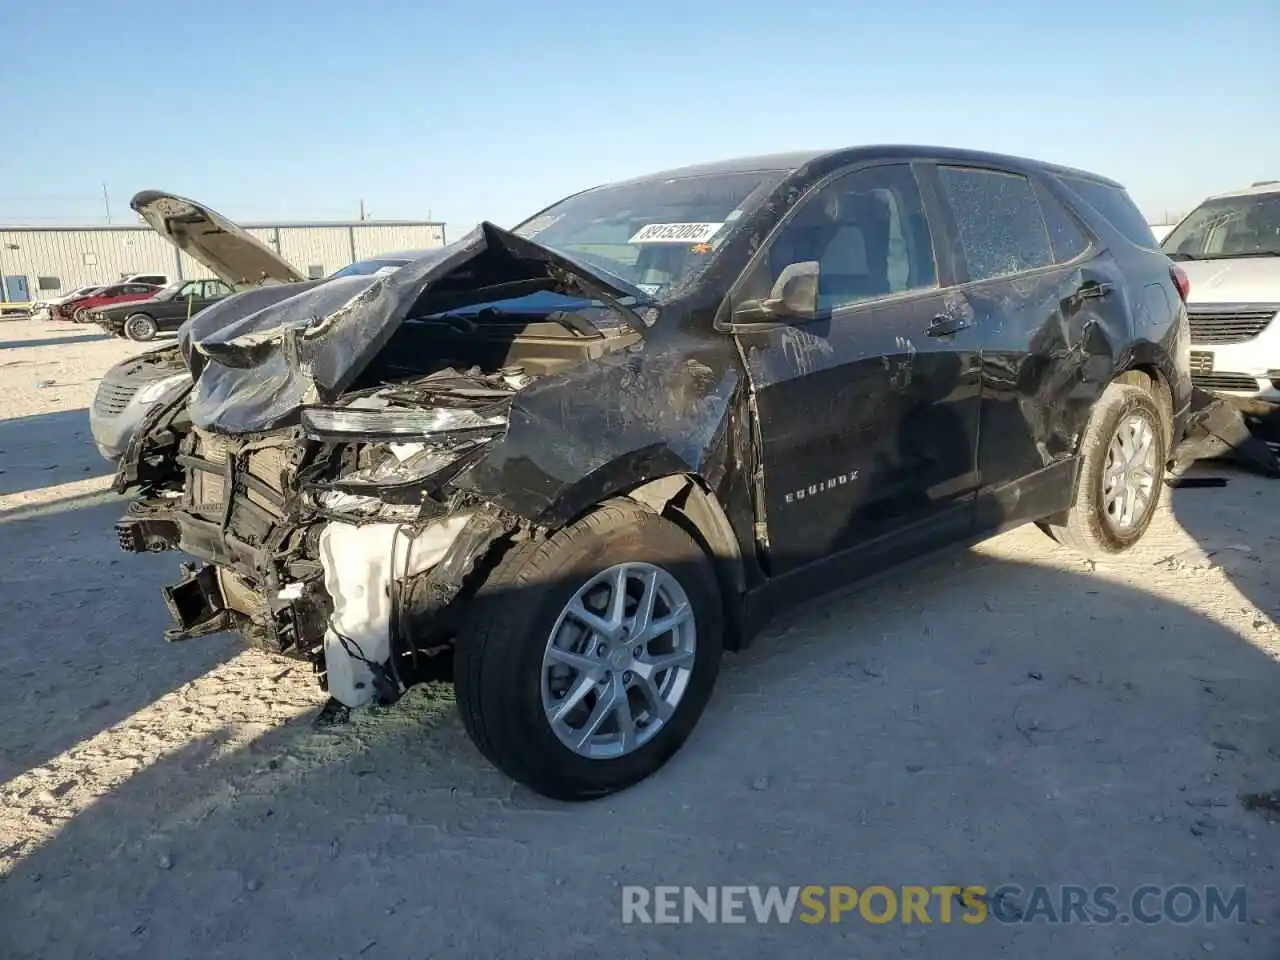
[124,314,158,341]
[455,499,723,801]
[1042,381,1168,556]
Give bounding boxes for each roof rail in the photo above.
[1251,180,1279,187]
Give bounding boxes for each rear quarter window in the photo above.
[1033,181,1091,264]
[1058,176,1158,249]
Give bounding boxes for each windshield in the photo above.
[328,258,412,279]
[1162,192,1280,259]
[154,280,187,299]
[510,169,789,298]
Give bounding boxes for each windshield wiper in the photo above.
[1166,251,1199,261]
[1201,250,1280,260]
[547,265,649,336]
[429,307,604,340]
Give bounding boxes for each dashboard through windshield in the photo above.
[511,170,787,298]
[1163,192,1280,260]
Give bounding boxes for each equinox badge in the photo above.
[785,470,859,504]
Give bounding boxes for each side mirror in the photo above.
[766,261,819,318]
[729,261,821,325]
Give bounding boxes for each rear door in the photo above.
[928,163,1128,526]
[733,161,983,575]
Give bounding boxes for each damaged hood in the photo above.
[130,190,306,289]
[183,221,653,435]
[1179,257,1280,306]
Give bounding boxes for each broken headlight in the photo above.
[301,398,509,517]
[334,439,491,487]
[305,436,494,519]
[135,373,190,405]
[300,405,506,440]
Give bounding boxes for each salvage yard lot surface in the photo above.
[1,318,1278,958]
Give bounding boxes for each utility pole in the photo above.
[102,182,111,224]
[359,199,366,221]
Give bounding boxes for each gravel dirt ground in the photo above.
[1,317,1278,958]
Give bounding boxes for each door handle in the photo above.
[927,314,972,338]
[1079,281,1114,300]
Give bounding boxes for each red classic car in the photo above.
[55,282,161,322]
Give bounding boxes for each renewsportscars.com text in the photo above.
[621,884,1247,925]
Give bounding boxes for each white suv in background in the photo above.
[1162,182,1280,403]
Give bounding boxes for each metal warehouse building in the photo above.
[0,219,447,303]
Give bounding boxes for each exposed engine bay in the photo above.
[118,365,521,706]
[112,225,647,712]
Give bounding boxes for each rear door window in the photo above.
[1058,176,1158,250]
[938,166,1054,282]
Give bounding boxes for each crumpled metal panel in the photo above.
[178,223,651,436]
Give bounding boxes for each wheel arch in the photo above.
[618,474,750,651]
[531,452,751,650]
[1114,358,1174,448]
[1048,364,1172,528]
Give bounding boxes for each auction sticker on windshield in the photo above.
[628,222,725,244]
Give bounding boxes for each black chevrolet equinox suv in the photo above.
[114,146,1192,800]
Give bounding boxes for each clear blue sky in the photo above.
[2,0,1277,232]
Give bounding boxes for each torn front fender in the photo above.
[453,338,747,528]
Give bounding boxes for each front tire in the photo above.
[455,499,723,801]
[1043,381,1168,556]
[123,314,158,341]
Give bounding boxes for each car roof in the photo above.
[1199,181,1280,201]
[609,151,829,185]
[599,145,1123,190]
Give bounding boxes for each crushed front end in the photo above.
[113,366,533,709]
[110,216,653,714]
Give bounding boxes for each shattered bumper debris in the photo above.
[115,365,530,711]
[1170,388,1280,479]
[109,206,660,722]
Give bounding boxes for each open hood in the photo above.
[130,190,305,290]
[182,220,653,435]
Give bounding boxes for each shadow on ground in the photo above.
[0,409,113,496]
[1,538,1276,958]
[0,500,237,785]
[0,335,112,350]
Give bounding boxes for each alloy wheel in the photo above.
[541,562,697,760]
[1102,411,1158,533]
